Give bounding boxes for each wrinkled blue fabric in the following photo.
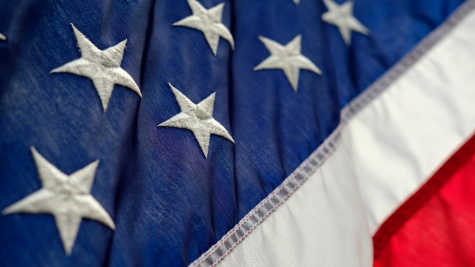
[0,0,465,266]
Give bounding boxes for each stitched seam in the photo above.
[210,134,343,267]
[192,125,342,266]
[190,1,475,266]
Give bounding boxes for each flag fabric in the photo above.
[373,135,475,266]
[0,0,473,266]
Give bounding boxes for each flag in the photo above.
[0,0,473,266]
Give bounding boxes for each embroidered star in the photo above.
[51,24,141,111]
[253,35,321,92]
[2,147,115,255]
[158,83,234,158]
[321,0,369,45]
[0,33,6,41]
[173,0,234,56]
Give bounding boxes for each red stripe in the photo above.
[373,133,475,266]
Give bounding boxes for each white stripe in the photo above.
[215,6,475,267]
[219,140,374,266]
[357,7,475,233]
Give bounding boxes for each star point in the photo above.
[173,0,234,56]
[322,0,369,45]
[158,83,234,158]
[254,35,321,91]
[2,147,115,255]
[51,24,141,111]
[0,33,6,41]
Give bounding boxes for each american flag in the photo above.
[1,0,474,266]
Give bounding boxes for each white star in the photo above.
[293,0,300,4]
[2,147,115,255]
[158,83,234,158]
[51,24,141,111]
[173,0,234,56]
[321,0,369,45]
[0,33,6,41]
[253,35,321,92]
